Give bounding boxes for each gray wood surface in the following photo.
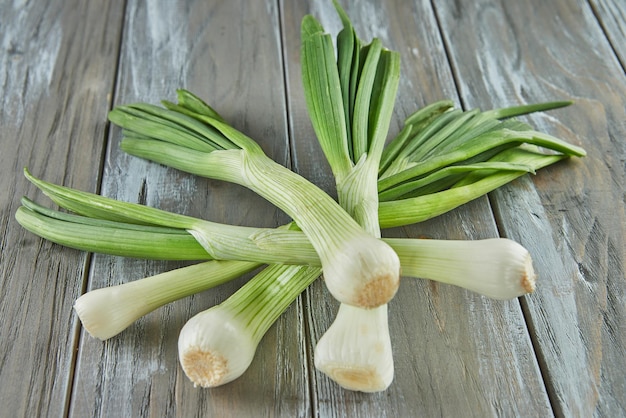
[1,0,624,417]
[0,1,124,416]
[592,0,626,69]
[433,0,626,416]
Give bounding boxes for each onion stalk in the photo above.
[74,260,258,340]
[17,186,536,301]
[110,90,400,309]
[178,264,321,387]
[301,3,398,391]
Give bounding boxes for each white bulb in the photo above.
[178,307,257,388]
[323,236,401,308]
[314,304,394,392]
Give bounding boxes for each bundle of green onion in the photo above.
[16,1,585,392]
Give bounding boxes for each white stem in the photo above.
[318,153,395,392]
[391,237,536,299]
[178,264,321,387]
[178,306,257,388]
[74,261,256,340]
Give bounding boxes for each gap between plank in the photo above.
[63,1,129,416]
[488,193,561,418]
[587,0,626,74]
[429,0,560,415]
[276,1,318,416]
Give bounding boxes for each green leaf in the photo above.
[109,105,218,153]
[484,100,573,119]
[378,145,568,228]
[15,204,209,261]
[352,38,383,159]
[378,162,534,201]
[379,100,453,174]
[175,89,226,122]
[23,168,198,229]
[366,49,400,162]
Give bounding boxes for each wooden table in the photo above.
[1,0,625,416]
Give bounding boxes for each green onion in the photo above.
[178,264,321,387]
[110,90,401,309]
[13,0,588,393]
[17,177,536,300]
[74,260,258,340]
[301,2,399,391]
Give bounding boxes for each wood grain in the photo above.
[0,1,123,416]
[281,0,551,416]
[434,0,626,416]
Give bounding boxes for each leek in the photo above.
[110,90,401,309]
[301,3,398,391]
[17,181,536,300]
[178,264,321,387]
[74,260,258,340]
[13,0,588,393]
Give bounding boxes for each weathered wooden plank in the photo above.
[0,1,124,416]
[281,0,552,416]
[4,0,621,416]
[591,0,626,70]
[68,1,311,417]
[434,0,626,416]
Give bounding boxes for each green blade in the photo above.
[378,145,568,227]
[484,100,573,119]
[301,27,352,178]
[23,168,199,230]
[379,100,454,174]
[351,38,383,159]
[16,205,209,260]
[378,161,534,201]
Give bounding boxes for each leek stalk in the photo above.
[74,260,258,340]
[110,90,401,309]
[301,3,398,391]
[17,183,536,300]
[178,264,321,387]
